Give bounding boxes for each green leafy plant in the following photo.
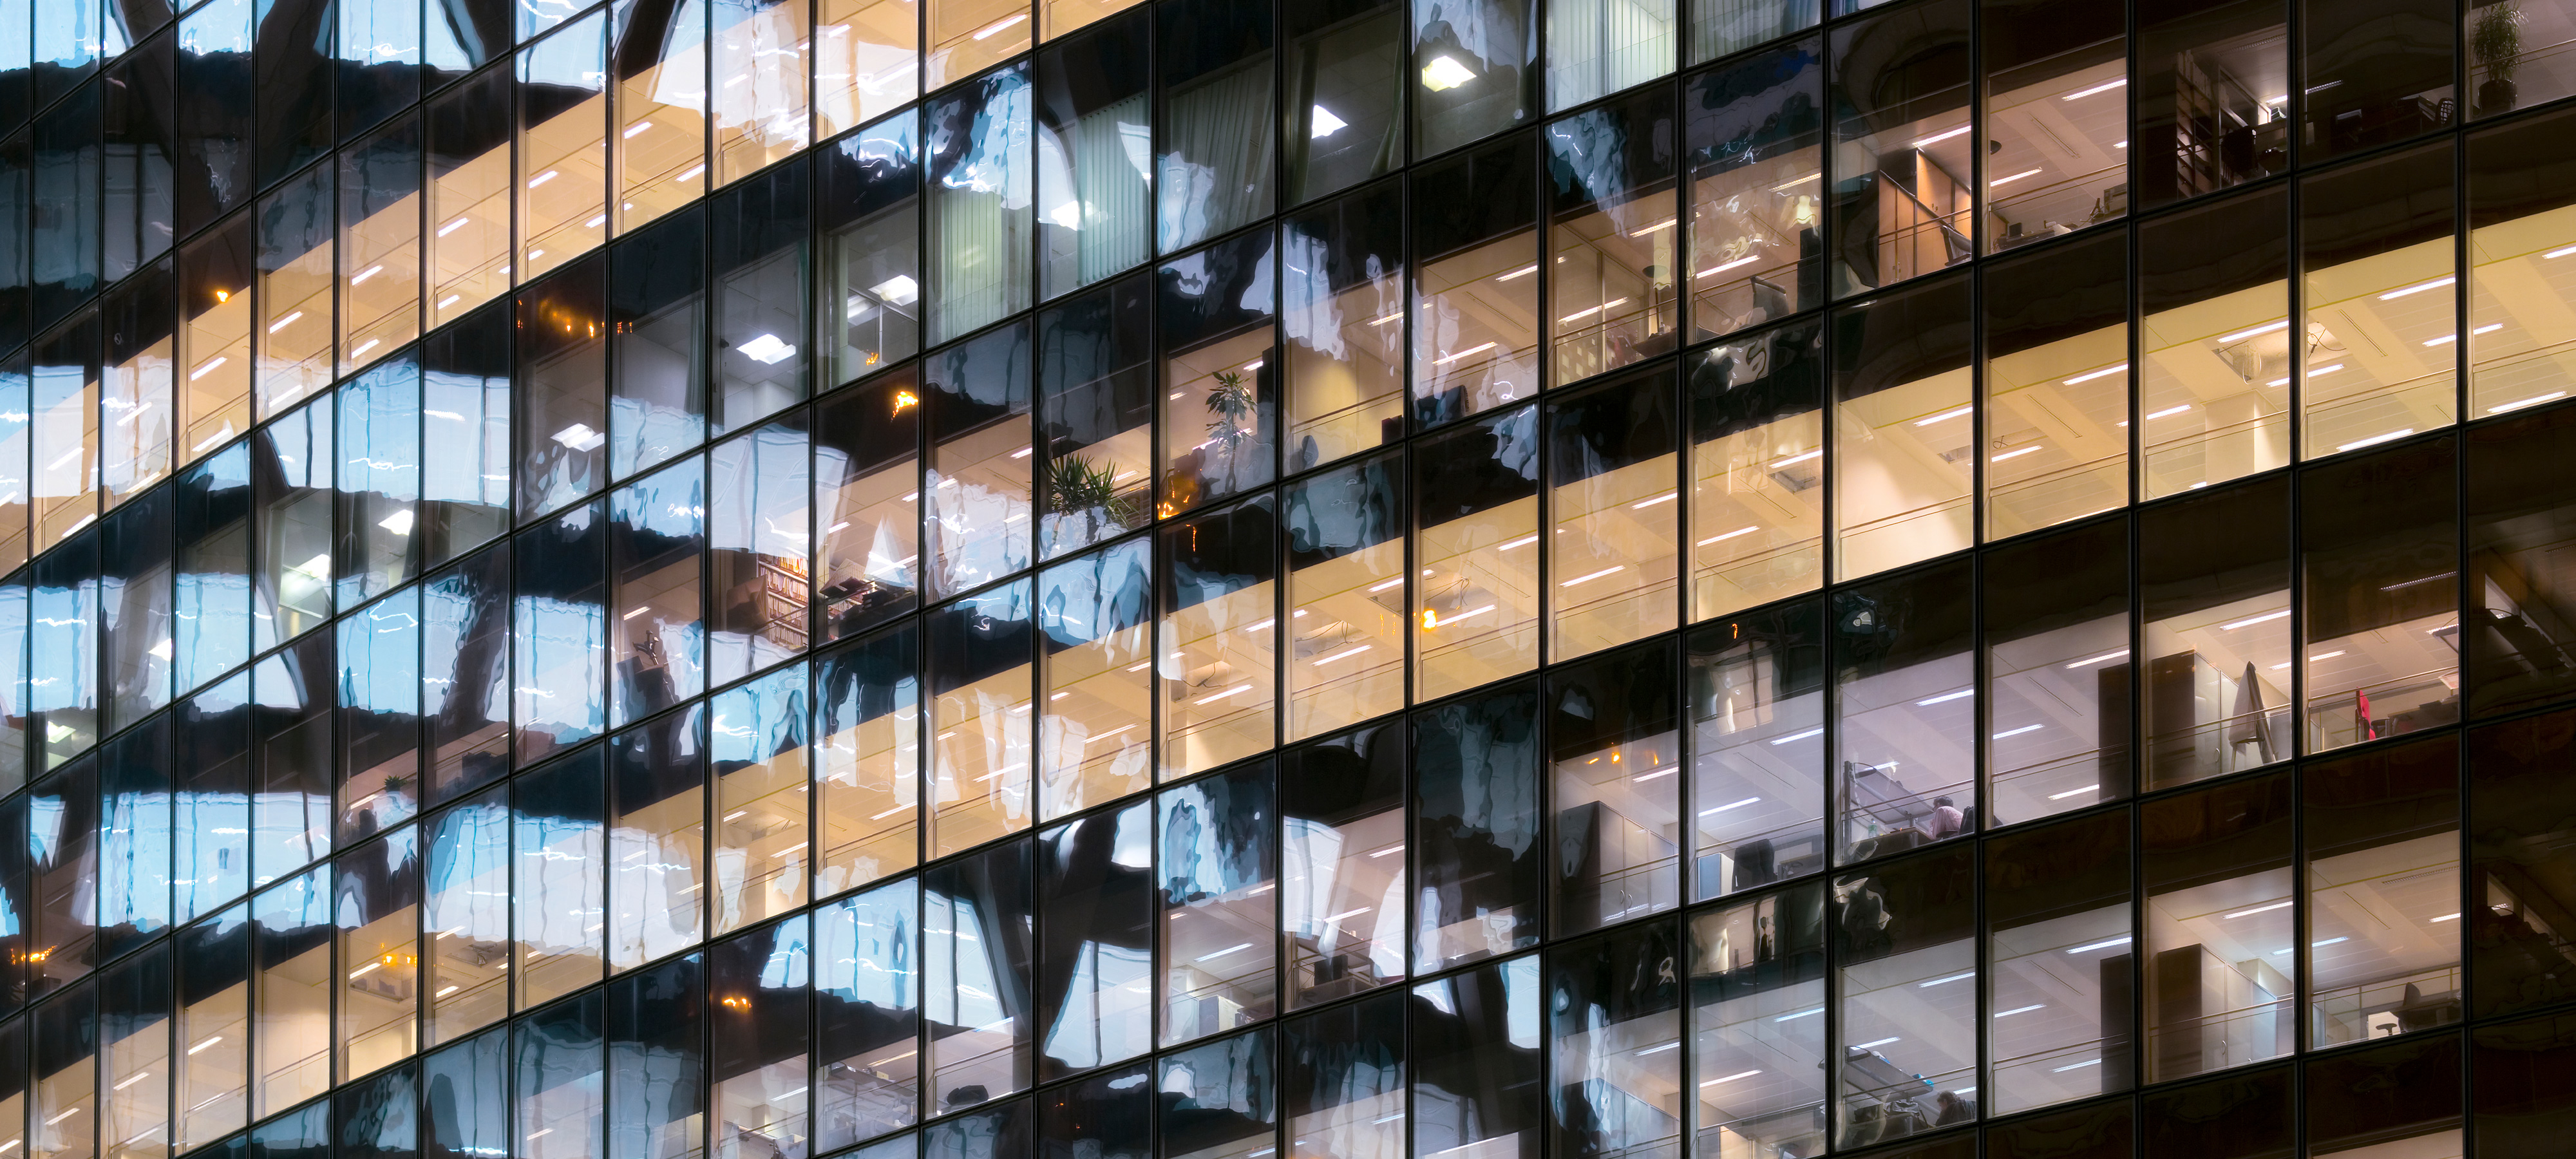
[1205,370,1256,440]
[1046,453,1120,515]
[2475,2,2526,110]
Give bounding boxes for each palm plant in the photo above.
[2475,2,2526,113]
[1204,370,1257,491]
[1046,453,1122,543]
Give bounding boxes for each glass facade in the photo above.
[8,1,2576,1158]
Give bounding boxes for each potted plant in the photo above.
[2474,2,2526,116]
[1045,453,1122,547]
[1204,369,1258,491]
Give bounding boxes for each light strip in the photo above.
[2221,608,2290,630]
[1912,125,1970,148]
[2215,319,2289,344]
[2378,275,2455,300]
[2063,363,2128,386]
[2490,390,2566,414]
[1913,404,1973,426]
[2061,77,2128,100]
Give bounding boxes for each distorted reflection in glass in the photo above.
[923,322,1034,601]
[1280,722,1406,1008]
[1414,406,1540,701]
[1035,541,1152,819]
[1833,558,1973,862]
[815,623,920,894]
[1979,0,2126,253]
[1685,38,1823,344]
[1283,989,1405,1159]
[815,372,923,639]
[1549,641,1680,934]
[1546,91,1679,384]
[1036,276,1153,560]
[929,579,1033,856]
[816,878,921,1149]
[1832,845,1978,1147]
[1036,800,1153,1077]
[1409,952,1541,1159]
[1410,138,1540,429]
[1688,600,1825,901]
[1157,233,1277,518]
[1828,0,1973,296]
[1157,496,1278,779]
[1282,183,1405,475]
[1412,683,1542,972]
[1690,883,1828,1159]
[1283,453,1405,743]
[1159,762,1278,1047]
[924,837,1033,1113]
[1549,366,1680,659]
[1548,919,1681,1159]
[711,666,811,935]
[712,915,813,1159]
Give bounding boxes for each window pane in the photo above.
[176,905,249,1148]
[1982,232,2127,536]
[1280,723,1405,1008]
[814,623,922,895]
[607,708,708,970]
[929,580,1034,856]
[2300,143,2458,460]
[1685,39,1823,344]
[1689,883,1827,1159]
[1983,518,2129,824]
[1548,639,1679,934]
[1158,762,1278,1046]
[516,992,605,1159]
[923,321,1033,600]
[1035,802,1153,1077]
[2465,708,2576,1021]
[1410,683,1542,972]
[1547,921,1681,1159]
[608,207,708,482]
[815,372,922,637]
[1687,323,1822,618]
[177,214,252,466]
[1035,540,1153,818]
[2467,103,2576,419]
[515,747,607,1008]
[2304,735,2460,1050]
[339,829,421,1081]
[1414,405,1539,701]
[252,867,330,1115]
[1282,182,1406,474]
[1980,0,2125,254]
[2464,404,2576,719]
[1546,0,1674,111]
[1830,274,1971,581]
[1158,495,1278,779]
[427,66,513,328]
[2298,438,2459,754]
[1035,10,1151,298]
[708,422,813,683]
[611,0,706,236]
[1410,137,1539,429]
[1833,844,1977,1145]
[518,13,611,283]
[712,0,810,185]
[1833,556,1973,863]
[1546,90,1680,386]
[424,787,511,1045]
[712,158,811,435]
[1157,0,1274,253]
[1284,0,1401,205]
[1409,954,1539,1159]
[2300,0,2453,162]
[102,261,175,509]
[2141,772,2294,1083]
[517,255,609,520]
[1158,232,1278,517]
[1687,599,1824,901]
[1828,0,1971,296]
[929,0,1030,90]
[2138,185,2292,498]
[712,917,811,1159]
[818,113,921,388]
[2132,0,2287,210]
[1283,453,1405,742]
[2469,2,2576,118]
[711,666,811,934]
[1984,810,2132,1113]
[341,118,420,377]
[924,838,1034,1112]
[1413,0,1535,159]
[817,0,917,137]
[927,65,1034,344]
[1036,276,1153,560]
[2139,475,2291,789]
[1549,364,1679,658]
[816,878,920,1147]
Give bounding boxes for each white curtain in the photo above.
[1158,64,1275,252]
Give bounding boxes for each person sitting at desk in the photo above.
[1926,796,1964,841]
